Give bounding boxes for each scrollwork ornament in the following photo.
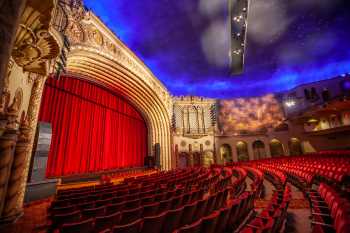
[7,88,23,117]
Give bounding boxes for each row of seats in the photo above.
[173,191,256,233]
[49,167,240,233]
[245,153,350,185]
[242,166,264,198]
[308,183,350,233]
[52,168,209,208]
[56,188,228,233]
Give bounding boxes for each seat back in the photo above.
[214,191,224,210]
[125,199,141,210]
[180,201,198,227]
[205,194,217,214]
[82,206,105,219]
[171,195,184,209]
[60,218,94,233]
[201,211,220,233]
[106,202,125,215]
[51,205,77,215]
[112,219,143,233]
[142,202,159,217]
[94,211,121,233]
[176,219,202,233]
[193,198,208,221]
[140,212,166,233]
[158,199,172,213]
[52,210,81,228]
[141,196,155,205]
[161,206,184,233]
[121,206,143,225]
[215,206,231,233]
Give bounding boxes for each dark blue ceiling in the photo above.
[84,0,350,98]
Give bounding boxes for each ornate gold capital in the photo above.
[11,1,61,75]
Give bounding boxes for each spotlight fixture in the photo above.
[229,0,250,75]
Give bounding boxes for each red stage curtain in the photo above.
[39,76,148,177]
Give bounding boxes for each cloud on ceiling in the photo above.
[248,0,293,45]
[201,19,230,67]
[198,0,226,18]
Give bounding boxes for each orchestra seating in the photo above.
[45,151,350,233]
[235,151,350,233]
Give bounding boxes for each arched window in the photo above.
[220,144,233,163]
[236,141,249,161]
[252,140,266,160]
[289,138,303,156]
[269,139,284,157]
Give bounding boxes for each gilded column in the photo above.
[0,104,21,218]
[0,129,18,218]
[3,76,46,219]
[2,122,31,220]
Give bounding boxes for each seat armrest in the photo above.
[311,200,326,204]
[312,205,328,209]
[311,221,333,228]
[311,212,331,217]
[246,224,260,229]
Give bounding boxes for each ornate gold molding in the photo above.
[11,0,61,75]
[62,6,173,117]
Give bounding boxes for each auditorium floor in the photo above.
[0,198,51,233]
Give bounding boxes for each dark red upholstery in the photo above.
[140,212,166,233]
[161,206,184,233]
[112,219,143,233]
[94,212,121,233]
[60,218,94,233]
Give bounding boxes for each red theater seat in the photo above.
[82,206,106,219]
[111,219,143,233]
[106,202,125,215]
[94,212,121,233]
[52,210,82,229]
[140,212,166,233]
[60,218,94,233]
[161,206,184,233]
[180,201,198,227]
[174,219,202,233]
[192,198,208,221]
[143,202,160,217]
[200,210,220,233]
[120,206,143,225]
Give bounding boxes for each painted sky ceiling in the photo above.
[84,0,350,98]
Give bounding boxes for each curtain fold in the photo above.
[39,76,147,177]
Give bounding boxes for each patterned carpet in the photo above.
[1,198,51,233]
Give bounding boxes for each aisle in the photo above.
[285,183,312,233]
[253,179,312,233]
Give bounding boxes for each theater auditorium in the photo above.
[0,0,349,233]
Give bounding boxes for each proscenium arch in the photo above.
[66,49,173,170]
